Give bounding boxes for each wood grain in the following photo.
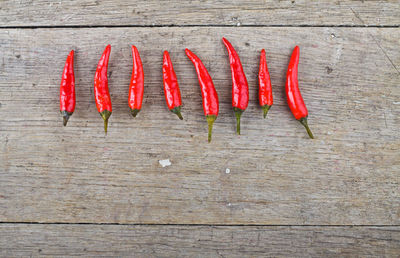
[0,224,399,257]
[0,27,399,224]
[0,0,399,27]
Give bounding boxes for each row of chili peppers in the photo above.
[60,38,314,142]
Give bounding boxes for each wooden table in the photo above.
[0,1,399,256]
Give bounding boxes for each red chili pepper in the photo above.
[59,50,75,126]
[222,37,249,134]
[258,49,273,118]
[162,51,183,120]
[286,46,314,139]
[128,45,144,117]
[185,48,219,142]
[94,45,112,134]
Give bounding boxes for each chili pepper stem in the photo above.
[171,106,183,120]
[100,110,112,135]
[262,105,271,119]
[130,109,140,118]
[233,107,244,135]
[299,117,314,139]
[60,111,73,126]
[206,115,217,143]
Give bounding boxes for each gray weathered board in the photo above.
[0,225,399,257]
[0,0,399,256]
[0,0,399,26]
[1,27,399,224]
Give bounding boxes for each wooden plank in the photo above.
[0,27,399,224]
[0,0,399,27]
[0,224,399,257]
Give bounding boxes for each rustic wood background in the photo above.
[0,0,399,257]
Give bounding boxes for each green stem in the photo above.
[233,107,244,135]
[100,110,112,135]
[299,117,314,139]
[60,110,73,126]
[130,109,141,118]
[171,106,183,120]
[262,105,271,119]
[206,115,217,143]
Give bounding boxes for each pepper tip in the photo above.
[61,110,72,127]
[100,110,112,135]
[63,116,69,126]
[233,108,244,135]
[299,117,314,139]
[104,119,108,135]
[171,106,183,120]
[130,109,140,118]
[293,45,300,54]
[206,115,216,143]
[262,105,271,119]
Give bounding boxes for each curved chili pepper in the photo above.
[128,45,144,117]
[258,49,273,118]
[94,45,112,134]
[162,51,183,120]
[222,37,249,134]
[59,50,75,126]
[286,46,314,139]
[185,48,219,142]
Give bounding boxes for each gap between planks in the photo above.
[0,24,399,29]
[0,222,398,227]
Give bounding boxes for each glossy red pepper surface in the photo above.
[162,51,183,120]
[258,49,273,118]
[94,44,112,134]
[185,48,219,142]
[286,46,314,139]
[222,37,249,134]
[128,45,144,117]
[60,50,75,126]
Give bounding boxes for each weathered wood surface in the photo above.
[1,0,399,27]
[0,224,399,257]
[0,27,399,225]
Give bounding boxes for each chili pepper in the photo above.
[185,48,219,142]
[162,51,183,120]
[222,37,249,134]
[286,46,314,139]
[128,45,144,117]
[94,44,112,134]
[59,50,75,126]
[258,49,273,118]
